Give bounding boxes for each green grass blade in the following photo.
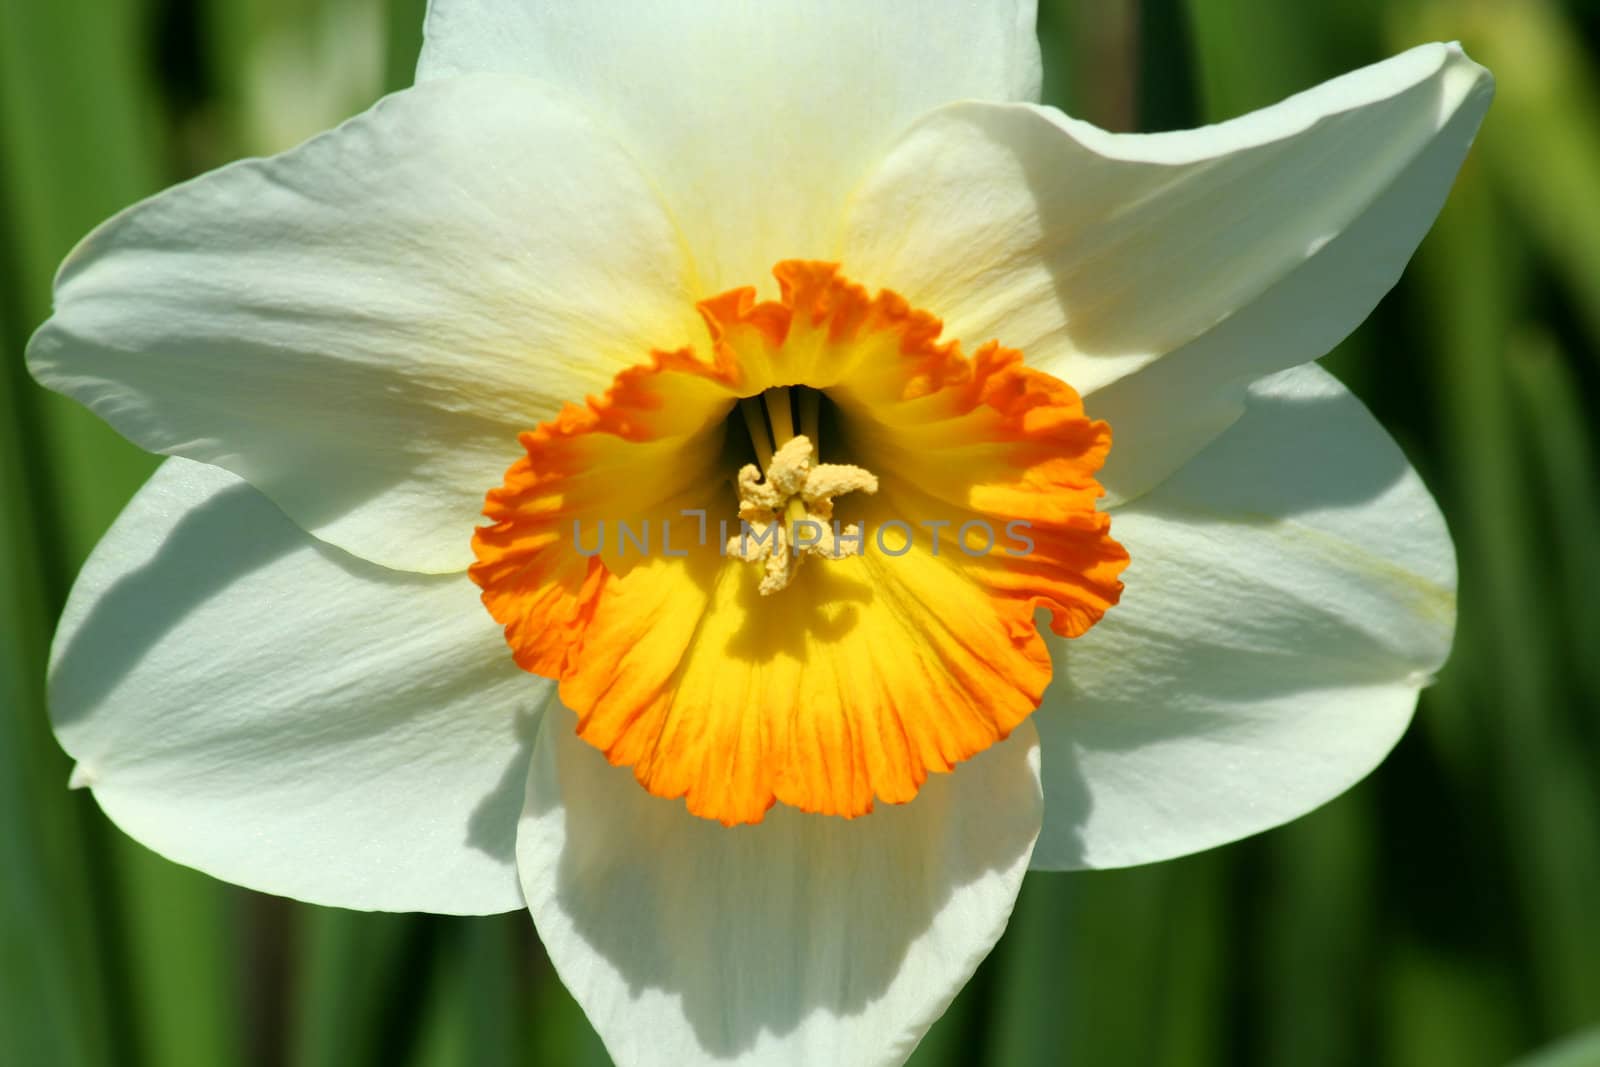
[1512,1026,1600,1067]
[1412,144,1600,1045]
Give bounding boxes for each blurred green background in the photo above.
[4,0,1600,1064]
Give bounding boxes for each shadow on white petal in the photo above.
[49,460,544,913]
[50,479,305,726]
[1117,382,1412,521]
[465,704,546,864]
[520,714,1042,1064]
[1033,365,1453,871]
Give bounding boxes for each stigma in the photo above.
[728,387,877,595]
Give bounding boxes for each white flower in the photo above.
[27,3,1491,1065]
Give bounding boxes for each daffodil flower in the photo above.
[27,3,1491,1064]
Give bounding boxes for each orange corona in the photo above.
[470,262,1128,825]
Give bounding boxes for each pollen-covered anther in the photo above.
[726,434,878,595]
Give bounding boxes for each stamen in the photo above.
[799,389,821,458]
[763,386,795,446]
[739,396,775,469]
[727,434,878,596]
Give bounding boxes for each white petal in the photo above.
[418,0,1041,292]
[518,711,1041,1066]
[51,458,551,913]
[28,75,702,574]
[1031,365,1455,870]
[843,42,1492,504]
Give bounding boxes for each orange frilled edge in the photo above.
[470,262,1129,825]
